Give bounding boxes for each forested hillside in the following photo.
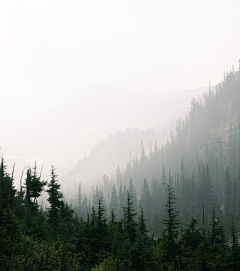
[58,86,207,197]
[71,68,240,236]
[60,128,158,195]
[3,84,207,184]
[1,68,240,270]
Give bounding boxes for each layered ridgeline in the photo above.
[57,85,207,194]
[3,84,207,187]
[69,67,240,236]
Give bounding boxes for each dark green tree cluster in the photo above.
[1,156,240,270]
[0,159,158,270]
[0,161,80,270]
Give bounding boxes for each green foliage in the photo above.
[229,218,240,270]
[180,218,203,252]
[1,161,240,270]
[24,165,46,222]
[109,185,118,219]
[46,166,63,228]
[162,185,179,242]
[0,158,16,209]
[123,191,137,242]
[138,207,147,235]
[6,234,82,271]
[224,167,232,210]
[92,257,120,271]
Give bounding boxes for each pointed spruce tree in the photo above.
[224,166,232,210]
[46,166,63,230]
[161,184,180,263]
[123,191,137,243]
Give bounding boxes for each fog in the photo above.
[2,84,207,189]
[1,0,240,187]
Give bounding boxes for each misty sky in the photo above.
[1,0,240,120]
[1,0,240,186]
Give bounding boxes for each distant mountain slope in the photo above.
[68,66,240,236]
[3,84,207,186]
[60,128,158,194]
[59,85,207,195]
[105,67,240,209]
[163,70,240,176]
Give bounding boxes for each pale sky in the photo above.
[1,0,240,183]
[1,0,240,118]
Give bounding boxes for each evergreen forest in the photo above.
[1,67,240,270]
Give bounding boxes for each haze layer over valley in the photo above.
[3,84,207,188]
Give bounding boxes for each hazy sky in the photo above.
[1,0,240,185]
[1,0,240,119]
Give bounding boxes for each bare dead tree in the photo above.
[39,164,44,180]
[20,167,27,198]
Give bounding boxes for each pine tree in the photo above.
[0,158,16,209]
[110,184,118,219]
[108,209,122,257]
[128,178,137,214]
[58,202,74,241]
[209,205,221,245]
[24,164,46,220]
[180,218,202,251]
[46,166,63,229]
[207,205,227,269]
[123,191,137,242]
[95,197,109,260]
[25,169,32,220]
[31,163,46,203]
[140,178,151,223]
[138,207,147,235]
[82,194,88,220]
[224,167,232,210]
[229,218,240,270]
[77,183,82,217]
[132,207,153,271]
[161,184,180,263]
[204,164,214,212]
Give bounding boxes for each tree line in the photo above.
[1,159,240,270]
